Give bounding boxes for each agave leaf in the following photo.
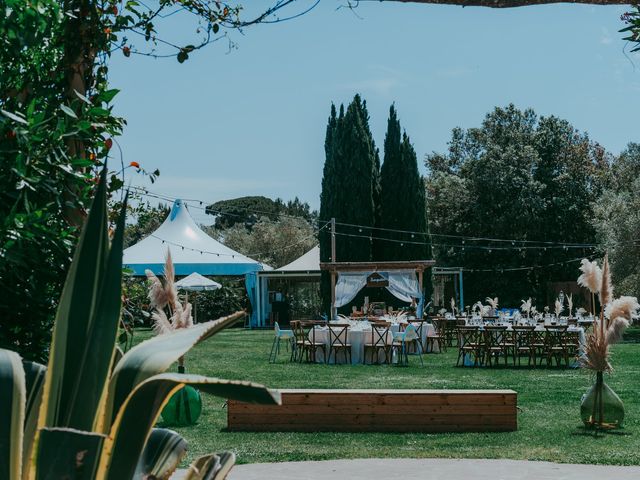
[0,349,26,480]
[178,452,236,480]
[135,428,187,480]
[22,361,46,480]
[102,373,280,480]
[40,168,109,430]
[36,428,105,480]
[102,311,245,431]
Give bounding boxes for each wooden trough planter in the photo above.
[227,389,517,433]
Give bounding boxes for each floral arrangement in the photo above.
[577,255,639,430]
[521,297,532,318]
[145,249,193,335]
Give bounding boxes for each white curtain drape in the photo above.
[385,271,422,303]
[335,272,368,308]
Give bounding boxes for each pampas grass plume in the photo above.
[600,255,613,306]
[577,259,602,295]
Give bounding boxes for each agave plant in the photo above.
[0,170,279,480]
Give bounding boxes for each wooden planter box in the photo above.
[227,389,517,433]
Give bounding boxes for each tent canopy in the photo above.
[123,199,264,276]
[276,246,319,272]
[175,272,221,291]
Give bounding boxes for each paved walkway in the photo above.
[227,458,640,480]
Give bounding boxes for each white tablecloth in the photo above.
[312,322,439,364]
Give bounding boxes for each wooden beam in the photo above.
[385,0,628,7]
[320,260,436,273]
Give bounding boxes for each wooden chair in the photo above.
[483,326,510,367]
[364,325,390,364]
[294,321,327,364]
[512,325,536,367]
[456,326,483,367]
[327,325,351,365]
[543,326,569,367]
[428,318,447,353]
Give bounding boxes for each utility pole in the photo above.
[330,217,336,320]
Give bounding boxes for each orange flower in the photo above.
[89,152,96,161]
[130,161,140,168]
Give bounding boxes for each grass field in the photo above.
[135,328,640,466]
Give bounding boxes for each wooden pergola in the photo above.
[320,260,436,317]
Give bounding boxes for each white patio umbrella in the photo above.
[175,273,222,322]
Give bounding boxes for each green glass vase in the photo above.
[161,365,202,426]
[580,371,624,429]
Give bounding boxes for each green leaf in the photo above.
[134,428,187,480]
[103,311,245,431]
[104,373,279,480]
[36,428,105,480]
[182,452,236,480]
[22,361,46,480]
[98,89,120,104]
[0,349,26,480]
[40,167,110,431]
[1,109,28,125]
[73,90,92,104]
[59,105,78,119]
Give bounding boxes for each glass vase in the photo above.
[580,371,624,429]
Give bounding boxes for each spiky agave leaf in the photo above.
[577,258,602,295]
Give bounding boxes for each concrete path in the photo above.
[227,458,640,480]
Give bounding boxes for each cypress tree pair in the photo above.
[320,98,430,313]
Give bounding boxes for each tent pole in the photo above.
[330,271,336,320]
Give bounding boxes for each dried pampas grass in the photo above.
[472,301,483,313]
[554,299,564,317]
[606,317,629,345]
[485,297,498,310]
[605,296,640,323]
[567,293,573,317]
[581,322,611,373]
[521,298,532,317]
[577,259,602,295]
[450,297,456,314]
[147,247,194,335]
[600,255,613,306]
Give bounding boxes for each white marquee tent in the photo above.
[123,199,266,326]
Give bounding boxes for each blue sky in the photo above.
[110,2,639,222]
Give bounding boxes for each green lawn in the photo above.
[135,328,640,466]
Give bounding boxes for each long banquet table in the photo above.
[311,320,439,365]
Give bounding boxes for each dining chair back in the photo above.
[328,325,351,364]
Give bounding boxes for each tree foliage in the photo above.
[377,105,430,262]
[124,202,170,248]
[593,143,640,297]
[208,215,317,269]
[0,0,313,360]
[319,95,380,311]
[206,195,317,230]
[425,104,609,307]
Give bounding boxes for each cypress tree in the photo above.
[378,105,431,261]
[319,95,378,313]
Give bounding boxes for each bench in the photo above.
[227,389,517,432]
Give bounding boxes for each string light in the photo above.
[129,186,618,249]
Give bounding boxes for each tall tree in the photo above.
[593,143,640,297]
[377,105,430,262]
[425,104,609,307]
[319,95,378,312]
